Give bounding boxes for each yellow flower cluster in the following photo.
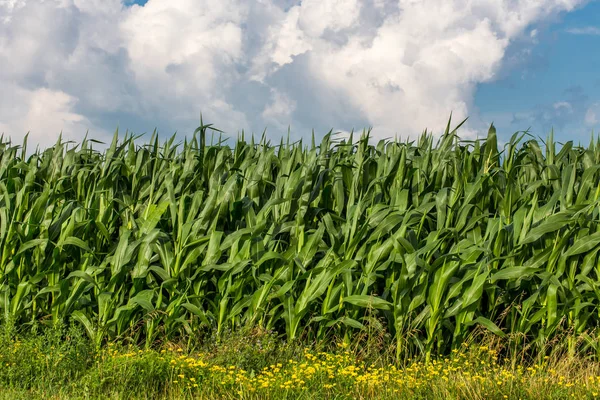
[51,341,600,398]
[156,345,600,398]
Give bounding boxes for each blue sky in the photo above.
[0,0,599,147]
[475,0,600,144]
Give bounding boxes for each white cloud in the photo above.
[565,26,600,35]
[0,0,590,148]
[553,101,573,112]
[0,0,26,23]
[0,0,118,147]
[262,89,297,129]
[0,84,111,147]
[119,0,251,131]
[297,0,362,38]
[261,0,586,139]
[585,103,600,126]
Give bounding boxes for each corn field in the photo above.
[2,117,600,358]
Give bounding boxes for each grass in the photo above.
[2,323,600,399]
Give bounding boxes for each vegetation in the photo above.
[2,116,600,365]
[2,325,600,399]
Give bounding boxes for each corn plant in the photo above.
[1,117,600,359]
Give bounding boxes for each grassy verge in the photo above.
[2,324,600,399]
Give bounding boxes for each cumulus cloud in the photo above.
[0,0,590,147]
[0,84,96,147]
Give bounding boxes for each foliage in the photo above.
[0,322,93,392]
[1,329,600,399]
[1,116,600,359]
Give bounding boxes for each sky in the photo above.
[0,0,599,148]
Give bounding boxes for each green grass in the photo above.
[2,324,600,399]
